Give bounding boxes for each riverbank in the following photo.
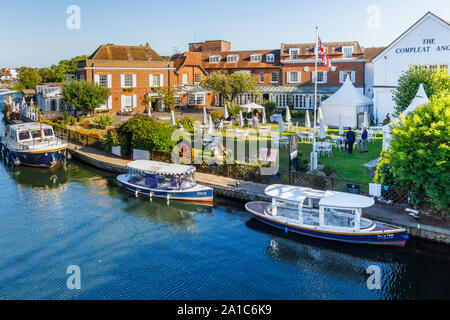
[67,143,450,245]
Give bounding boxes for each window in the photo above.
[259,72,264,83]
[31,130,41,139]
[182,73,188,84]
[289,48,300,60]
[266,54,275,63]
[250,54,262,62]
[340,71,355,83]
[194,73,201,84]
[188,93,205,105]
[123,95,133,107]
[124,74,133,87]
[174,95,181,105]
[287,72,300,83]
[275,94,287,107]
[312,71,327,83]
[99,74,108,87]
[227,55,239,63]
[209,55,221,63]
[150,74,163,87]
[18,131,31,141]
[342,46,353,58]
[271,72,279,83]
[43,128,54,137]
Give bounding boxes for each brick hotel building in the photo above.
[77,40,370,114]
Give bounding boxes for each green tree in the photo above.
[392,66,450,116]
[150,85,176,111]
[200,71,258,105]
[61,80,109,115]
[18,67,42,89]
[374,94,450,213]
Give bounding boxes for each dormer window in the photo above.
[209,55,221,63]
[227,54,239,63]
[289,48,300,60]
[266,54,275,63]
[250,54,262,63]
[342,46,353,58]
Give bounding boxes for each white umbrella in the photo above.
[363,111,369,129]
[208,115,213,135]
[203,107,207,125]
[339,115,344,135]
[319,118,326,139]
[285,106,291,123]
[170,109,176,126]
[224,105,229,119]
[148,106,152,117]
[239,110,244,128]
[278,119,284,133]
[261,107,267,124]
[318,107,324,121]
[305,110,311,128]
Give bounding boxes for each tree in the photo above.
[18,67,42,89]
[374,94,450,213]
[150,85,176,111]
[62,80,109,115]
[392,66,450,116]
[200,71,258,105]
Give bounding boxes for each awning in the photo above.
[127,160,196,176]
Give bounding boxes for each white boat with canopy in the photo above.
[245,184,408,246]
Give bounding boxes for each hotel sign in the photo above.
[395,38,450,54]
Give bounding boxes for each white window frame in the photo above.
[342,46,354,59]
[289,48,300,60]
[194,73,201,84]
[259,72,264,83]
[287,71,301,84]
[209,55,221,63]
[274,94,287,107]
[250,54,262,63]
[188,93,205,106]
[339,71,355,83]
[149,73,164,87]
[266,54,275,63]
[121,94,136,110]
[312,71,327,84]
[270,72,279,83]
[227,54,239,63]
[121,74,136,88]
[182,73,188,84]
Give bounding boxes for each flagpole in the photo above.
[310,26,318,171]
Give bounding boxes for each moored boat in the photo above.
[1,122,68,168]
[116,160,213,204]
[245,184,408,247]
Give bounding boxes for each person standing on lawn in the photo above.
[346,127,356,154]
[360,127,368,153]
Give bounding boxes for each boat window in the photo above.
[323,207,355,229]
[31,130,42,139]
[303,197,320,209]
[157,176,179,190]
[180,174,196,190]
[43,128,54,137]
[18,131,31,141]
[128,170,146,186]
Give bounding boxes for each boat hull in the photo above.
[117,174,213,203]
[1,143,66,168]
[245,201,408,247]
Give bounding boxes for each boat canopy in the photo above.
[8,123,53,132]
[126,160,196,177]
[264,184,374,209]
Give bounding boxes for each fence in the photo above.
[280,171,410,207]
[53,126,106,150]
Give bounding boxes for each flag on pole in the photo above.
[317,35,332,68]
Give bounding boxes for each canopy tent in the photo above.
[338,115,344,135]
[382,83,429,150]
[241,102,265,113]
[321,76,373,128]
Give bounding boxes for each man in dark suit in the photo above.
[346,127,355,154]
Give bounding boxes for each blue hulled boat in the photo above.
[117,160,213,204]
[245,184,408,247]
[1,122,68,168]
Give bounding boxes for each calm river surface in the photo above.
[0,115,449,300]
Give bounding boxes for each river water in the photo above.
[0,114,449,300]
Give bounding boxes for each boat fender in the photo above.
[135,189,139,197]
[284,225,288,234]
[14,158,21,166]
[149,191,153,201]
[66,151,72,160]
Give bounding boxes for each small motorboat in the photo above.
[245,184,408,247]
[1,122,68,168]
[116,160,213,203]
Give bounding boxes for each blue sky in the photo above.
[1,0,449,68]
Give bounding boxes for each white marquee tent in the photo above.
[382,83,429,150]
[321,76,373,128]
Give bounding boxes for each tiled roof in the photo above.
[89,44,164,61]
[173,52,204,69]
[363,47,386,62]
[281,41,363,60]
[200,49,280,69]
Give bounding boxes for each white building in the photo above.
[372,11,450,124]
